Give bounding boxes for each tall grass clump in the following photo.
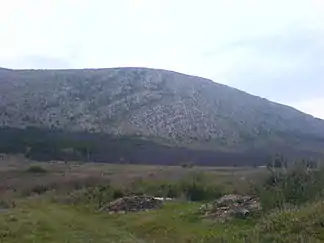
[130,172,224,201]
[26,164,47,173]
[255,157,324,211]
[58,171,224,207]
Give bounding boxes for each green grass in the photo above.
[0,199,141,243]
[2,159,324,242]
[241,201,324,243]
[4,198,324,243]
[0,197,257,243]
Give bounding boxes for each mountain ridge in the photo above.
[0,67,323,164]
[0,65,322,119]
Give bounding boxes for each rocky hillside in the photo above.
[0,67,323,164]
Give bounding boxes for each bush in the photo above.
[255,162,324,211]
[54,172,224,208]
[129,179,180,198]
[179,173,223,201]
[26,165,47,173]
[181,162,194,168]
[30,184,49,195]
[53,184,127,207]
[129,172,223,202]
[0,199,16,209]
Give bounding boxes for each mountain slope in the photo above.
[0,67,323,164]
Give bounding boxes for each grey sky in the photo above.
[0,0,323,118]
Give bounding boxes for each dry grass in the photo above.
[1,155,324,242]
[0,154,264,196]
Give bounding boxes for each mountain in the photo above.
[0,67,323,165]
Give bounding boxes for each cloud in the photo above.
[292,98,324,119]
[208,29,324,102]
[204,28,324,119]
[0,56,73,69]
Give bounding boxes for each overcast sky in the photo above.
[0,0,323,119]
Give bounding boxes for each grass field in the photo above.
[1,154,324,242]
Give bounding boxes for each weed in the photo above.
[254,163,324,211]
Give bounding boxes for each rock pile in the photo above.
[101,195,163,213]
[200,194,261,221]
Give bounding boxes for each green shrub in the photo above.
[0,199,15,209]
[26,165,47,173]
[129,179,180,198]
[83,185,117,207]
[129,172,223,201]
[54,184,127,207]
[31,184,49,195]
[181,162,194,168]
[54,172,224,208]
[179,173,223,201]
[255,163,324,210]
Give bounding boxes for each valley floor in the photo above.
[1,155,324,242]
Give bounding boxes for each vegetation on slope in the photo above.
[0,126,284,166]
[1,67,324,165]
